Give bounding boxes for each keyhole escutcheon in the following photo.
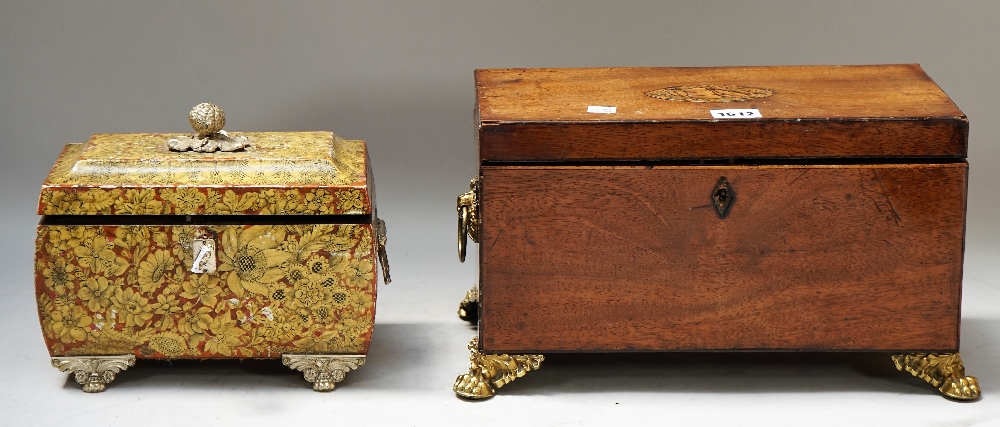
[711,177,735,219]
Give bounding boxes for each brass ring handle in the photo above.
[457,177,480,263]
[376,219,391,284]
[458,205,469,262]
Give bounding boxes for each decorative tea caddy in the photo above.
[36,104,389,392]
[454,65,979,400]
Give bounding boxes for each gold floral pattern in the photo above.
[35,224,378,358]
[74,235,129,278]
[114,189,164,214]
[113,288,153,328]
[347,259,375,288]
[78,277,115,312]
[181,275,223,307]
[38,133,370,215]
[137,250,175,293]
[39,186,371,216]
[336,190,367,214]
[51,306,93,344]
[43,257,76,289]
[217,227,291,297]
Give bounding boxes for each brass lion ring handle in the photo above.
[458,205,470,262]
[457,178,480,263]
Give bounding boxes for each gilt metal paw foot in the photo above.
[453,337,543,399]
[892,352,980,400]
[458,286,479,324]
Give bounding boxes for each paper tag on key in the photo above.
[191,238,217,273]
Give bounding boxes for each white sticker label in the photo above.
[587,105,617,114]
[710,108,762,119]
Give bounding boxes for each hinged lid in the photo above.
[39,106,370,216]
[475,65,967,162]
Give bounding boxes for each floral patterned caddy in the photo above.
[35,131,389,392]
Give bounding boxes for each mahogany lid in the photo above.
[475,65,967,162]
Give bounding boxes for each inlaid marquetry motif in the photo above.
[35,224,377,358]
[645,85,775,102]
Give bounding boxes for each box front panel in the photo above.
[479,163,967,352]
[35,223,377,358]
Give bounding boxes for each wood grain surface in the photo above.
[475,65,967,161]
[479,119,967,161]
[478,163,967,353]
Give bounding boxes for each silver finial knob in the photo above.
[189,103,226,137]
[168,103,250,152]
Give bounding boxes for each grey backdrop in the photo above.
[2,2,999,426]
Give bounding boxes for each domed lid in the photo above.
[38,104,371,216]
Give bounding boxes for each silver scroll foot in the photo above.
[51,355,136,393]
[281,354,366,392]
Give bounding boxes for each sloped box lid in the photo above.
[475,64,967,162]
[38,132,371,215]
